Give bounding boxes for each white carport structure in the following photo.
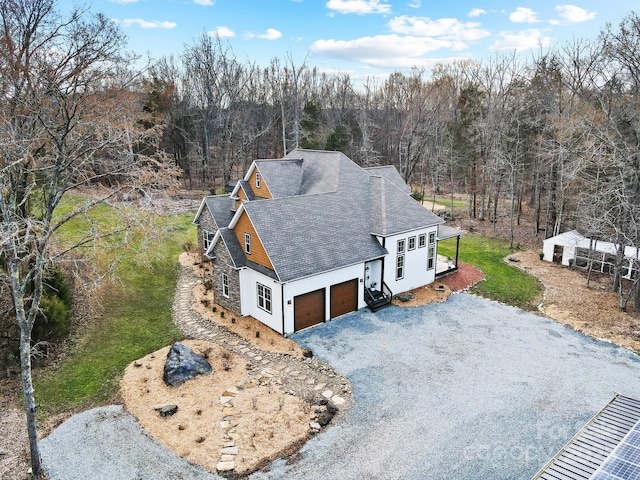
[542,230,639,279]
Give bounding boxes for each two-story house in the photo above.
[194,149,461,335]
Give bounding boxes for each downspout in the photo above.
[455,235,460,267]
[281,283,286,336]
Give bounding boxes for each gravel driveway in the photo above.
[251,294,640,480]
[41,294,640,479]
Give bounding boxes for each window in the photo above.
[396,255,405,280]
[427,246,435,270]
[397,239,405,254]
[203,230,215,251]
[408,236,416,250]
[244,233,251,254]
[222,273,229,298]
[257,283,272,313]
[255,172,261,188]
[418,234,426,248]
[429,232,436,245]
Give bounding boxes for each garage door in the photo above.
[294,288,325,331]
[330,279,358,319]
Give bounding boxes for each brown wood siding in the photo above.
[249,167,272,199]
[330,279,358,319]
[235,188,246,211]
[294,289,325,331]
[233,211,274,269]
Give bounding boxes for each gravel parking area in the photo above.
[251,294,640,480]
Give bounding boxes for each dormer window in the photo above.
[255,172,261,189]
[244,233,252,254]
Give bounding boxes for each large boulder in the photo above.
[163,342,212,387]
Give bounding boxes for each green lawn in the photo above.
[34,205,195,414]
[438,233,543,311]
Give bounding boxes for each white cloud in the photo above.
[120,18,176,29]
[245,28,282,40]
[259,28,282,40]
[388,16,491,42]
[489,29,552,52]
[326,0,392,15]
[468,8,486,18]
[553,5,596,24]
[208,26,235,38]
[194,0,215,5]
[408,0,421,8]
[311,34,465,68]
[509,7,538,23]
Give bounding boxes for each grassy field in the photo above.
[438,233,543,311]
[34,202,195,414]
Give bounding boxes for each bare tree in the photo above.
[0,1,178,478]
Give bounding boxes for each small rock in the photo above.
[220,396,233,404]
[302,348,313,358]
[314,382,327,391]
[331,395,345,406]
[220,454,235,462]
[321,389,334,399]
[216,461,235,472]
[158,405,178,417]
[134,360,143,367]
[316,409,334,426]
[223,441,235,448]
[309,421,321,430]
[221,446,239,455]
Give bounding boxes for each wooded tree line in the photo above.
[142,13,640,310]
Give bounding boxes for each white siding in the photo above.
[239,269,284,334]
[281,263,365,334]
[383,227,438,294]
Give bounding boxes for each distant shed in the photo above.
[542,230,639,279]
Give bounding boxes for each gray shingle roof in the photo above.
[243,192,387,282]
[203,195,235,228]
[365,165,411,194]
[238,180,257,201]
[369,174,443,236]
[236,149,443,282]
[254,159,303,198]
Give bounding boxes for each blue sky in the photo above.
[89,0,638,80]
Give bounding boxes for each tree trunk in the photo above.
[20,329,42,479]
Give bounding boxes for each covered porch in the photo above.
[435,225,467,278]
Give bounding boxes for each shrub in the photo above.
[410,190,424,202]
[33,266,72,341]
[539,251,544,260]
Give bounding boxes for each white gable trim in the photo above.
[193,197,209,224]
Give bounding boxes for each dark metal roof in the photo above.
[532,394,640,480]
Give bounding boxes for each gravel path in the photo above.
[41,406,216,480]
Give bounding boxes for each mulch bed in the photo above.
[438,261,485,292]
